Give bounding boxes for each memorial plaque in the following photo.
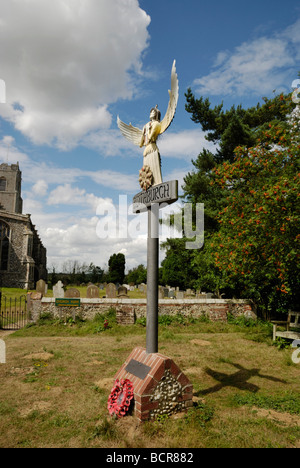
[125,359,151,380]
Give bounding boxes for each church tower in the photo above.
[0,162,23,213]
[0,162,47,289]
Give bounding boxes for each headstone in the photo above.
[53,281,64,298]
[163,288,169,298]
[176,291,184,299]
[36,279,46,295]
[168,289,175,299]
[87,284,100,299]
[139,283,147,293]
[158,286,164,299]
[106,283,117,298]
[184,289,195,298]
[65,288,80,298]
[0,339,6,364]
[117,286,128,297]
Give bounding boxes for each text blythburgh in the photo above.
[132,180,178,212]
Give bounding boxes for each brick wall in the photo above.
[114,346,193,421]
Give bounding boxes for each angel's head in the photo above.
[150,105,161,122]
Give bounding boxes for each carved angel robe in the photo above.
[140,120,162,186]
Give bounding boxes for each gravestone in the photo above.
[117,286,128,298]
[158,286,164,299]
[163,288,169,298]
[176,291,184,299]
[0,339,6,364]
[36,279,46,295]
[168,289,175,299]
[65,288,80,298]
[53,281,64,298]
[106,283,117,298]
[87,284,100,298]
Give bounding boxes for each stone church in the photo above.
[0,162,47,289]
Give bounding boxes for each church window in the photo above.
[0,221,10,270]
[0,177,6,191]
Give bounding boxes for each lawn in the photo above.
[0,312,299,448]
[1,286,147,299]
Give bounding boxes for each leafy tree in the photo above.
[204,99,300,317]
[108,253,125,284]
[87,263,104,284]
[161,238,198,289]
[125,264,147,285]
[185,88,293,163]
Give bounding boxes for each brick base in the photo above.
[114,347,193,422]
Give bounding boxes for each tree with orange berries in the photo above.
[206,101,299,317]
[162,91,299,317]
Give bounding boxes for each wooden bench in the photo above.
[272,311,300,341]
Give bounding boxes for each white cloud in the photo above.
[193,18,300,97]
[0,0,150,148]
[30,198,150,272]
[0,135,29,164]
[47,183,114,213]
[158,129,217,160]
[31,180,48,197]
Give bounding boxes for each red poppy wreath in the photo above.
[107,378,134,418]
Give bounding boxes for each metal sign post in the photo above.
[118,61,179,356]
[133,180,178,354]
[146,203,159,353]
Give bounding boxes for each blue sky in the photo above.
[0,0,299,273]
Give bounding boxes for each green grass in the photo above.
[1,286,147,299]
[1,303,299,448]
[232,392,300,415]
[1,288,30,300]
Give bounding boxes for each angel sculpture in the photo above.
[117,60,179,189]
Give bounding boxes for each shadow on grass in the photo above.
[197,363,287,396]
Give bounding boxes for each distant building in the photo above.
[0,162,47,289]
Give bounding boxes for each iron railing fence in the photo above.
[0,295,28,330]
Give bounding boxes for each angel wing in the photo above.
[117,116,143,147]
[160,60,179,134]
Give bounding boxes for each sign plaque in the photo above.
[55,298,81,307]
[132,180,178,213]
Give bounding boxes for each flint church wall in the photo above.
[33,297,256,324]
